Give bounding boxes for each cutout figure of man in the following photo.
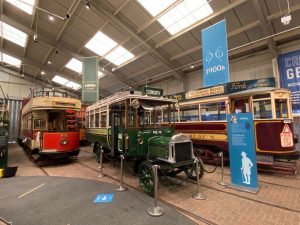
[241,151,253,184]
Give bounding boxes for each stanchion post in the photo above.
[116,155,127,192]
[97,147,104,178]
[217,152,227,186]
[148,165,164,217]
[192,158,206,200]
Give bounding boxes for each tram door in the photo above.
[230,96,250,114]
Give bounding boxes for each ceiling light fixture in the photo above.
[48,13,54,21]
[21,73,24,78]
[191,65,194,69]
[41,71,45,75]
[85,1,90,9]
[47,60,52,64]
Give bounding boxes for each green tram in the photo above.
[85,91,203,194]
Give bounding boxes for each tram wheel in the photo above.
[184,161,204,180]
[138,161,154,195]
[198,149,220,165]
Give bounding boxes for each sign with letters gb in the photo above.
[202,19,229,87]
[278,50,300,115]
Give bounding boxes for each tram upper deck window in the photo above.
[179,105,199,121]
[200,102,226,121]
[89,113,95,128]
[275,99,288,118]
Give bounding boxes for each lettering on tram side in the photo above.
[183,133,227,141]
[186,86,224,100]
[87,128,108,135]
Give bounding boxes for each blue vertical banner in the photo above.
[227,113,258,192]
[278,50,300,115]
[202,20,229,87]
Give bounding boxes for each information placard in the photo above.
[227,112,258,192]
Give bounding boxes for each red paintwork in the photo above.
[42,132,79,152]
[255,121,294,152]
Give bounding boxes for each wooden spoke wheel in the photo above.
[138,161,154,195]
[184,161,204,180]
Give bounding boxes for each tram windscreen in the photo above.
[253,100,272,119]
[48,111,66,131]
[275,99,288,118]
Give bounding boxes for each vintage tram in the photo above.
[169,78,299,173]
[18,89,81,159]
[86,90,202,195]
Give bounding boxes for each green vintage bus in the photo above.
[86,91,203,194]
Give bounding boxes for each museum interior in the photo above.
[0,0,300,225]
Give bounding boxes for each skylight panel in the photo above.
[158,0,213,35]
[6,0,35,15]
[137,0,176,17]
[85,31,117,56]
[98,71,105,79]
[52,75,68,85]
[65,81,81,90]
[0,52,21,68]
[104,46,134,66]
[0,21,28,47]
[65,58,82,73]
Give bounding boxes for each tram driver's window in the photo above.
[34,119,46,129]
[275,99,288,118]
[234,99,249,113]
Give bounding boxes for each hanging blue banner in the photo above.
[202,20,229,87]
[278,50,300,115]
[227,113,258,193]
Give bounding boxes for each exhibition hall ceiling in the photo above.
[0,0,299,96]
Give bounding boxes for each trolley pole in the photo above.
[97,147,104,178]
[217,152,227,186]
[192,158,206,200]
[116,155,127,192]
[148,165,164,217]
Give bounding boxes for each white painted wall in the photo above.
[0,70,38,99]
[152,42,300,96]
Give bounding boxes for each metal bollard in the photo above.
[192,158,206,200]
[148,165,164,217]
[116,155,127,192]
[97,148,104,178]
[217,152,227,186]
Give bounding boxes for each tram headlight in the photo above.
[137,136,144,145]
[60,139,69,145]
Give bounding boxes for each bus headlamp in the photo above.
[137,136,143,145]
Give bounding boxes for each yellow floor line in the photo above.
[17,183,46,199]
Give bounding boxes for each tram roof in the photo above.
[87,91,177,110]
[228,87,290,97]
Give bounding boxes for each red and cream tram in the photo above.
[18,89,81,159]
[169,78,299,173]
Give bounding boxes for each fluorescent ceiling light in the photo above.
[85,31,117,56]
[6,0,35,15]
[65,81,81,90]
[0,52,21,68]
[52,75,68,85]
[0,21,28,47]
[65,58,82,73]
[105,46,134,66]
[137,0,176,16]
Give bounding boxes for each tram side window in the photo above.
[180,105,199,121]
[100,112,107,127]
[34,119,46,129]
[200,102,226,121]
[89,114,95,128]
[275,99,288,118]
[253,100,272,119]
[95,113,100,127]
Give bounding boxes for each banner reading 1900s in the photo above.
[202,19,229,87]
[82,56,99,104]
[278,50,300,115]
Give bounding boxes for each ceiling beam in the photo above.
[267,3,300,22]
[155,0,247,48]
[127,62,161,79]
[91,0,184,83]
[251,0,277,57]
[0,14,136,91]
[114,0,131,15]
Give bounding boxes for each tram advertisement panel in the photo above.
[202,19,229,87]
[227,113,258,192]
[278,50,300,115]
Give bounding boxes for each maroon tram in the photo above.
[18,89,81,159]
[169,78,299,173]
